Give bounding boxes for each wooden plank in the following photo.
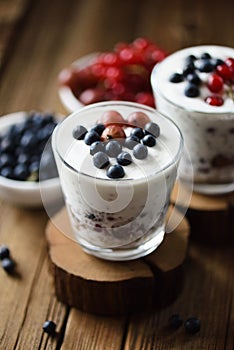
[124,244,234,349]
[61,309,126,350]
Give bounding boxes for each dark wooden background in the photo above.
[0,0,233,349]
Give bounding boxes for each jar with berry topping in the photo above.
[51,101,183,261]
[151,45,234,194]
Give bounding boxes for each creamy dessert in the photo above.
[52,101,183,260]
[151,45,234,194]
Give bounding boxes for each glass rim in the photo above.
[53,101,184,182]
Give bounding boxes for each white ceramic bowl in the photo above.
[58,53,99,113]
[0,111,64,208]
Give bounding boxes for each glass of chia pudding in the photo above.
[52,101,183,261]
[151,45,234,195]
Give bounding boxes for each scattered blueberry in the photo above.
[107,164,125,178]
[125,135,140,150]
[84,130,100,145]
[90,141,105,155]
[168,314,183,329]
[93,152,109,169]
[185,54,196,63]
[169,72,184,83]
[142,134,156,147]
[117,151,132,166]
[201,52,211,59]
[72,125,87,140]
[133,144,148,159]
[184,83,200,97]
[1,258,15,274]
[184,317,201,335]
[105,140,122,157]
[42,320,56,335]
[130,127,145,139]
[0,245,10,260]
[144,122,160,138]
[211,58,224,67]
[183,62,195,76]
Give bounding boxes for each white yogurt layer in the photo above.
[152,45,234,113]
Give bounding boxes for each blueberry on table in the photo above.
[107,164,125,178]
[168,314,183,329]
[130,127,145,139]
[169,72,183,83]
[1,258,15,274]
[125,135,140,150]
[93,152,109,169]
[117,151,132,166]
[184,83,200,97]
[90,141,105,155]
[184,317,201,335]
[0,245,10,260]
[42,320,56,335]
[72,125,87,140]
[84,130,100,145]
[105,140,122,157]
[133,144,148,159]
[144,122,160,138]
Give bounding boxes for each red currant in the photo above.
[205,95,224,106]
[207,74,223,93]
[216,64,233,81]
[225,57,234,71]
[79,88,104,105]
[135,92,155,107]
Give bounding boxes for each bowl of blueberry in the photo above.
[0,111,64,207]
[58,37,167,112]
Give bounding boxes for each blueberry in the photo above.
[72,125,87,140]
[131,127,145,139]
[105,140,122,157]
[184,83,200,97]
[1,258,15,274]
[84,130,100,145]
[91,123,105,136]
[144,122,160,138]
[20,131,38,148]
[93,152,109,169]
[0,245,10,260]
[0,166,13,178]
[90,141,105,155]
[196,59,214,72]
[183,62,195,77]
[142,134,156,147]
[184,317,201,335]
[13,163,29,180]
[169,72,184,83]
[185,54,197,63]
[201,52,211,59]
[107,164,125,178]
[125,135,140,150]
[133,144,148,159]
[0,153,14,167]
[42,320,56,335]
[117,151,132,166]
[186,73,201,85]
[168,314,183,329]
[211,58,224,67]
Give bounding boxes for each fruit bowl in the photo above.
[0,111,64,208]
[58,37,167,112]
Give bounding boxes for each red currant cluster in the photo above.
[206,57,234,106]
[58,38,167,108]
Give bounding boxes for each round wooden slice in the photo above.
[45,206,189,315]
[171,182,234,244]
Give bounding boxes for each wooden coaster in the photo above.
[171,182,234,244]
[45,206,189,315]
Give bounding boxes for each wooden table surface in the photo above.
[0,0,233,349]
